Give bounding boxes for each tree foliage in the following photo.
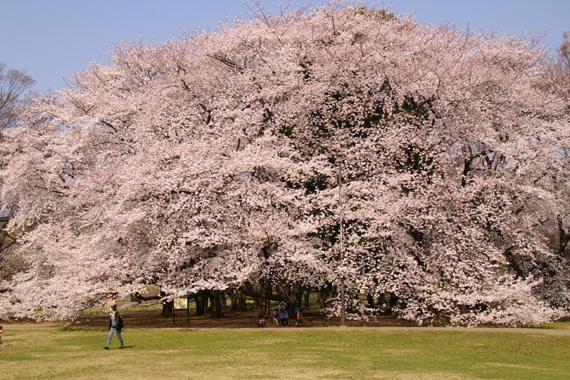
[1,6,569,324]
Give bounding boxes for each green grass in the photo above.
[528,321,570,330]
[80,303,163,317]
[1,325,570,379]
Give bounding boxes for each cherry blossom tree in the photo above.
[1,5,569,325]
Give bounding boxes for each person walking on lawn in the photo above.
[105,304,125,349]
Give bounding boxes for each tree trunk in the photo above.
[161,300,174,317]
[238,293,247,311]
[386,293,398,315]
[263,283,273,317]
[558,215,570,257]
[303,290,311,309]
[253,295,264,317]
[294,290,304,311]
[319,288,330,310]
[195,292,207,316]
[229,290,239,311]
[258,298,267,318]
[209,291,224,318]
[367,294,375,308]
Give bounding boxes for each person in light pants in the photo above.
[104,305,125,349]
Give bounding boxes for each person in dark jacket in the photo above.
[280,309,289,327]
[104,304,125,349]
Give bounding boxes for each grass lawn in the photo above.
[1,324,569,379]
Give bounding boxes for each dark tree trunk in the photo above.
[229,290,239,311]
[319,288,330,310]
[209,291,224,318]
[159,290,174,317]
[303,289,311,309]
[293,290,304,314]
[195,292,207,316]
[367,294,375,308]
[161,300,174,317]
[263,283,273,317]
[558,215,570,257]
[253,295,261,310]
[238,293,247,311]
[258,298,267,317]
[386,293,398,315]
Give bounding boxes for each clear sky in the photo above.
[1,0,568,93]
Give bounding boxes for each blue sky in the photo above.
[1,0,568,93]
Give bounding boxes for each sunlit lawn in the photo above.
[1,324,570,379]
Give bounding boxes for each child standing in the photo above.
[295,309,303,326]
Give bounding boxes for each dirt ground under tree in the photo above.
[72,305,417,330]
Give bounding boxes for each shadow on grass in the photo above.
[105,345,134,350]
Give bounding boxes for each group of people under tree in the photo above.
[262,301,303,327]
